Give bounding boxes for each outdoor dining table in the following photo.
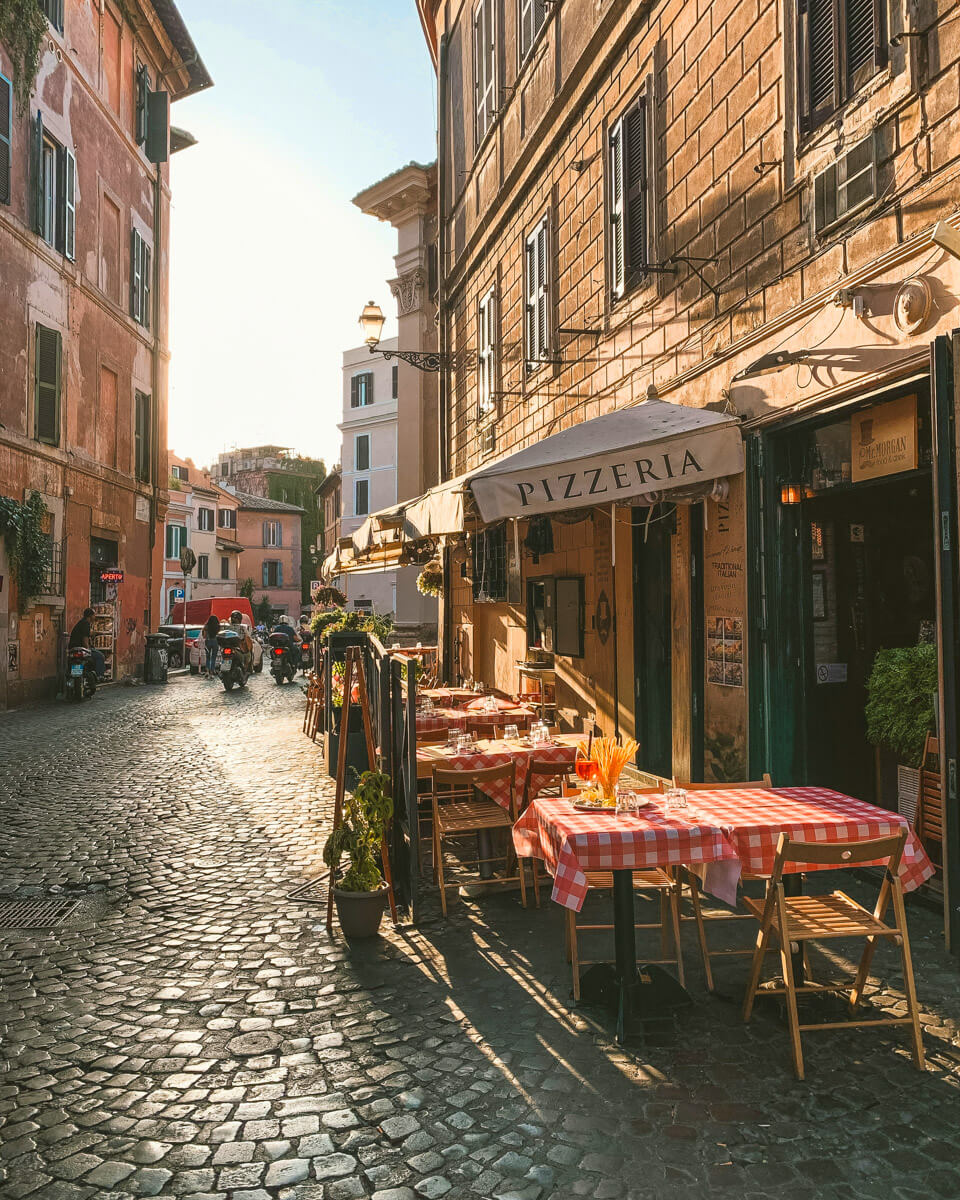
[415,703,536,735]
[513,785,934,1042]
[419,687,488,708]
[416,733,581,808]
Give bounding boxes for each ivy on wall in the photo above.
[0,491,50,606]
[0,0,46,114]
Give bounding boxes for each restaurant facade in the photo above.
[336,2,960,942]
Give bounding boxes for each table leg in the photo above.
[612,869,639,1042]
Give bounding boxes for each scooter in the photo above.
[269,633,298,684]
[300,639,313,674]
[66,647,98,702]
[216,628,251,691]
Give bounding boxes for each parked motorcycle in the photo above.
[300,640,313,674]
[66,647,98,702]
[269,633,298,684]
[217,628,251,691]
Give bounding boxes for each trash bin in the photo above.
[144,633,170,684]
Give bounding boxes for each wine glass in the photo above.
[575,752,598,785]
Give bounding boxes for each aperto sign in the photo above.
[100,569,124,583]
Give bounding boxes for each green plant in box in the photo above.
[323,770,393,892]
[865,644,938,768]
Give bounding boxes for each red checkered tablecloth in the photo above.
[684,786,934,893]
[416,705,534,735]
[417,738,579,809]
[514,796,739,911]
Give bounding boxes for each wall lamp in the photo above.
[731,348,810,382]
[359,301,451,373]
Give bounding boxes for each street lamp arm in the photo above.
[367,345,446,373]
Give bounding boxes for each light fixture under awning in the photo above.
[468,398,744,523]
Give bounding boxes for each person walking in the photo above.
[202,612,220,678]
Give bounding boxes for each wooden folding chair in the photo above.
[417,726,454,744]
[466,718,499,740]
[557,783,685,1000]
[516,757,579,907]
[673,775,773,991]
[742,830,924,1079]
[432,762,526,916]
[916,733,943,872]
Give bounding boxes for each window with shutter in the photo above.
[799,0,883,132]
[135,390,151,482]
[262,562,269,587]
[0,74,11,207]
[524,217,550,373]
[197,555,209,580]
[136,64,150,145]
[610,96,652,301]
[477,286,497,415]
[474,0,496,148]
[220,556,230,580]
[391,364,398,398]
[131,229,151,328]
[40,0,64,32]
[355,479,369,516]
[35,324,61,445]
[519,0,547,63]
[355,434,370,472]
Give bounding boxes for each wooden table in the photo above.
[415,704,535,735]
[416,735,581,807]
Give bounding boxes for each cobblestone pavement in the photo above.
[1,676,960,1200]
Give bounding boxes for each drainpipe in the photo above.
[147,161,162,633]
[437,34,453,682]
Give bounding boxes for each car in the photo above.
[190,626,263,675]
[156,624,204,669]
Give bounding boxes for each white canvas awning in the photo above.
[402,473,470,539]
[468,399,744,523]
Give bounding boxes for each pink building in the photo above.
[233,492,303,618]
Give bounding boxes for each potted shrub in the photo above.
[865,644,937,819]
[323,770,394,937]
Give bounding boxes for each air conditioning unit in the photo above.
[813,133,877,234]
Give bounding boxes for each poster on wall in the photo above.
[706,617,743,687]
[7,641,18,674]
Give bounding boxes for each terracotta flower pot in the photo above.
[333,886,387,938]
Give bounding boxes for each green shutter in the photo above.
[262,562,269,587]
[0,74,11,207]
[623,100,648,285]
[145,90,169,164]
[32,111,43,234]
[35,325,60,444]
[277,561,283,588]
[136,65,150,144]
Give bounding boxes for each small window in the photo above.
[472,524,507,601]
[171,464,189,481]
[391,364,398,398]
[263,520,282,547]
[0,73,11,207]
[165,524,186,558]
[355,434,370,472]
[131,229,151,328]
[477,286,498,416]
[608,95,650,301]
[799,0,885,133]
[220,555,230,580]
[524,216,550,373]
[135,390,151,482]
[474,0,497,147]
[519,0,547,63]
[814,133,877,232]
[351,371,374,407]
[218,508,236,529]
[197,507,215,532]
[263,560,282,588]
[32,115,75,260]
[35,324,61,446]
[40,0,64,33]
[196,554,209,580]
[355,479,369,516]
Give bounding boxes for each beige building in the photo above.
[401,1,960,935]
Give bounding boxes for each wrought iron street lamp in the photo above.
[358,301,447,373]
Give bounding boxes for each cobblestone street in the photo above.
[1,676,960,1200]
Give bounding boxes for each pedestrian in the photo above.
[69,607,106,678]
[202,612,220,678]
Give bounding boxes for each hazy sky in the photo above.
[167,1,436,471]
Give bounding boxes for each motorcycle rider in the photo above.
[271,614,300,650]
[69,608,105,679]
[201,612,220,678]
[226,610,254,672]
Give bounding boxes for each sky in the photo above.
[166,1,436,472]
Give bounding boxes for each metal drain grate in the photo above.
[287,875,329,905]
[0,899,81,929]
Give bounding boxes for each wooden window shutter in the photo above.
[623,100,648,285]
[366,372,374,404]
[32,111,43,234]
[608,119,625,299]
[262,561,269,587]
[525,232,536,369]
[35,325,61,445]
[0,74,10,206]
[846,0,884,94]
[136,65,150,144]
[131,230,140,321]
[276,522,282,548]
[277,561,283,587]
[536,221,548,361]
[392,364,398,398]
[351,375,359,407]
[800,0,840,132]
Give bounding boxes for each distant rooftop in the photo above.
[230,490,305,515]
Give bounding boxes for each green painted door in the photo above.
[633,510,673,778]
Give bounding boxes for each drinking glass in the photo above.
[615,785,632,815]
[575,754,598,784]
[457,733,472,753]
[664,788,688,816]
[504,723,519,741]
[447,728,460,748]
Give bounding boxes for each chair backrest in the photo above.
[523,757,577,807]
[433,760,516,813]
[417,726,452,744]
[466,718,499,739]
[770,829,907,882]
[674,774,772,790]
[917,733,943,845]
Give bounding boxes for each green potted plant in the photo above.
[323,770,394,937]
[865,644,937,817]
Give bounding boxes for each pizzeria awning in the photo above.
[467,398,743,523]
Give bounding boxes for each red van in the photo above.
[168,597,255,628]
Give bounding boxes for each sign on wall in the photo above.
[100,569,124,584]
[851,395,918,482]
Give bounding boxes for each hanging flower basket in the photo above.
[316,585,346,606]
[417,560,443,598]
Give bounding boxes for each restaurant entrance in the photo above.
[633,509,672,778]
